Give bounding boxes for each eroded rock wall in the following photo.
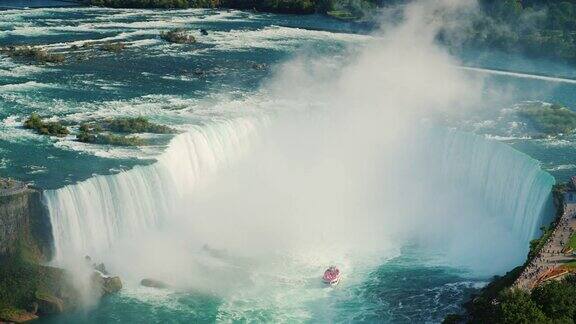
[0,187,52,260]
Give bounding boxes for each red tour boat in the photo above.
[323,266,341,286]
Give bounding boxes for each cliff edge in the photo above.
[0,179,53,260]
[0,178,122,323]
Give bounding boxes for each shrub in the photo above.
[76,118,172,146]
[97,134,145,146]
[77,123,146,146]
[532,280,576,320]
[76,130,97,144]
[495,289,548,323]
[0,256,40,312]
[106,117,175,134]
[77,132,145,146]
[528,225,553,260]
[23,113,69,137]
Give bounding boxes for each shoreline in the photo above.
[0,0,85,10]
[513,195,576,290]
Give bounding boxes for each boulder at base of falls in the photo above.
[140,278,170,289]
[91,272,123,296]
[103,276,122,294]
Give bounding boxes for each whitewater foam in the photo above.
[205,26,370,52]
[0,81,56,91]
[547,164,576,171]
[0,60,47,77]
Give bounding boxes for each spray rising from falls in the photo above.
[38,0,558,298]
[43,117,264,263]
[43,115,556,270]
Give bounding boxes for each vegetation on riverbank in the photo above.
[442,0,576,65]
[568,232,576,252]
[0,257,41,322]
[24,113,70,137]
[0,221,74,323]
[528,225,554,261]
[447,275,576,323]
[0,236,122,322]
[87,0,379,16]
[443,267,522,323]
[0,258,75,322]
[83,0,576,64]
[89,0,316,13]
[4,1,574,68]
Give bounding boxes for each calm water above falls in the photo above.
[0,6,573,323]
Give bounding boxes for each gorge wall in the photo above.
[0,183,52,261]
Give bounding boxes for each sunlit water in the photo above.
[0,6,574,323]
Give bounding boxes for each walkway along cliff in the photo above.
[513,178,576,291]
[443,178,576,323]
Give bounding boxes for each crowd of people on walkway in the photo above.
[514,208,576,290]
[557,217,575,250]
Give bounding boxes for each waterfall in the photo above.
[434,128,555,244]
[43,117,263,263]
[43,119,555,264]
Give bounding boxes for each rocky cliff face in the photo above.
[0,180,122,323]
[0,184,52,261]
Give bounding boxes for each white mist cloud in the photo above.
[102,0,531,290]
[62,0,542,316]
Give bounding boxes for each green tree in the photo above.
[532,280,576,320]
[496,289,548,324]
